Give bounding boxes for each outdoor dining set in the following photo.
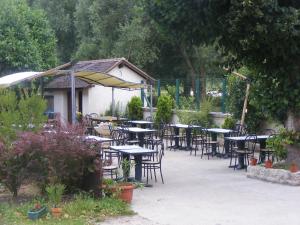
[82,115,276,185]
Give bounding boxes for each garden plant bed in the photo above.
[247,165,300,186]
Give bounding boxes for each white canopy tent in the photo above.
[0,62,151,124]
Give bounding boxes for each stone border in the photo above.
[247,165,300,186]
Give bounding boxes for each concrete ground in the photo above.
[102,150,300,225]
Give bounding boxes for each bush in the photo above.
[0,89,47,145]
[222,117,236,129]
[0,132,46,197]
[0,124,102,197]
[177,98,213,127]
[155,95,174,124]
[127,96,143,120]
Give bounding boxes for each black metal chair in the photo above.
[201,128,220,159]
[142,148,164,184]
[233,134,257,171]
[259,130,276,163]
[190,125,204,156]
[146,123,165,153]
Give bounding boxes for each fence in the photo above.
[142,76,228,113]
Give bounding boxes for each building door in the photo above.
[67,90,83,123]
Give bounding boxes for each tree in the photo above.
[0,0,57,76]
[145,0,223,98]
[29,0,77,62]
[207,0,300,129]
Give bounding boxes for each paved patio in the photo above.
[110,150,300,225]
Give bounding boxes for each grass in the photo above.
[0,194,134,225]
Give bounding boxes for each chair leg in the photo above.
[153,168,157,182]
[160,167,164,184]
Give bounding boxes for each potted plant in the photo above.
[250,157,258,166]
[265,159,273,169]
[290,162,299,173]
[27,202,47,220]
[117,158,135,203]
[46,183,65,217]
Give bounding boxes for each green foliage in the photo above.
[104,102,123,118]
[226,69,267,133]
[177,98,213,127]
[155,95,173,124]
[46,183,65,207]
[222,117,236,129]
[0,89,47,145]
[127,96,143,120]
[30,0,77,62]
[0,195,133,224]
[0,0,57,75]
[266,129,288,160]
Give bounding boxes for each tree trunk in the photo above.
[200,65,206,100]
[179,44,196,91]
[285,110,300,131]
[284,110,300,167]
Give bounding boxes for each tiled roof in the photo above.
[45,75,91,89]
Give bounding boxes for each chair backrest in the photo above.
[145,116,153,122]
[234,123,247,136]
[245,134,257,154]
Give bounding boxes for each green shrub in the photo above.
[0,89,47,145]
[222,117,236,129]
[177,98,213,127]
[155,95,174,124]
[127,96,143,120]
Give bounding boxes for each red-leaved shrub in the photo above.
[0,123,102,197]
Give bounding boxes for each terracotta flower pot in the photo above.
[51,207,62,218]
[250,158,258,166]
[290,163,299,173]
[117,183,134,204]
[265,160,273,169]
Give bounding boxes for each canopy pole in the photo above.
[112,87,115,116]
[150,84,153,118]
[71,70,76,124]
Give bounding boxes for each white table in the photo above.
[110,145,157,181]
[170,124,201,149]
[206,128,234,156]
[225,135,270,169]
[84,135,113,143]
[118,127,156,146]
[128,120,154,128]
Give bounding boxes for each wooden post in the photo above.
[241,82,250,126]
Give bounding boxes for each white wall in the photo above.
[85,65,147,115]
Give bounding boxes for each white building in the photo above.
[44,58,154,123]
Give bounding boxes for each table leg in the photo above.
[259,140,267,163]
[134,155,142,182]
[211,133,217,155]
[224,133,230,157]
[174,127,180,148]
[237,141,245,169]
[186,128,192,150]
[138,133,145,147]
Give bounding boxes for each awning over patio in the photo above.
[0,62,145,89]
